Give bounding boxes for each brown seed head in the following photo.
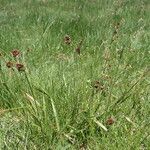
[106,117,115,125]
[93,80,100,89]
[64,35,71,45]
[6,61,13,68]
[16,63,25,71]
[92,80,104,90]
[11,49,20,57]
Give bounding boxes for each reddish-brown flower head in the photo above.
[16,63,25,71]
[6,61,13,68]
[106,117,115,125]
[11,49,20,57]
[64,35,71,45]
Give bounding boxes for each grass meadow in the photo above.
[0,0,150,149]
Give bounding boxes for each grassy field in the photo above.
[0,0,150,149]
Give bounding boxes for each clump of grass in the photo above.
[0,0,149,149]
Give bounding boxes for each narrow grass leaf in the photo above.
[125,116,137,127]
[24,92,40,106]
[51,98,60,132]
[93,118,108,132]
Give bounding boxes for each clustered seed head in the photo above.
[11,49,20,57]
[64,35,71,45]
[16,63,25,71]
[5,49,25,72]
[93,80,100,89]
[92,80,104,91]
[6,61,13,68]
[106,117,115,125]
[6,61,25,72]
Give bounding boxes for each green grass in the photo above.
[0,0,150,149]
